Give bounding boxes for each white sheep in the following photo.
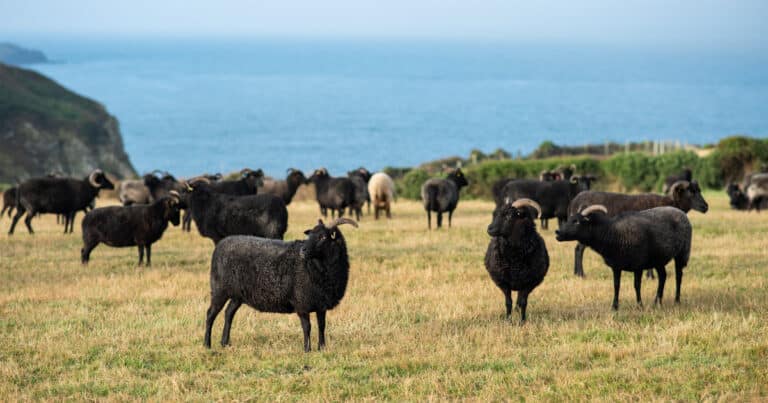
[367,172,396,219]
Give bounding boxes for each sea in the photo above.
[9,36,768,178]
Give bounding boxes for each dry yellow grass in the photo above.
[0,192,766,400]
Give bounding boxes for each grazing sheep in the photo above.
[1,187,17,220]
[726,182,768,210]
[347,170,370,221]
[745,173,768,211]
[662,168,693,194]
[204,218,358,351]
[81,192,182,266]
[500,175,595,230]
[258,168,308,205]
[307,168,355,219]
[118,179,152,206]
[556,205,692,310]
[484,199,549,324]
[421,168,469,229]
[183,178,288,244]
[205,168,264,196]
[568,180,708,277]
[9,170,114,235]
[367,172,395,220]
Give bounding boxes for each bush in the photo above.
[397,169,431,200]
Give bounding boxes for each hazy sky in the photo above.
[1,0,766,49]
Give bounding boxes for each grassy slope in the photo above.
[0,192,766,400]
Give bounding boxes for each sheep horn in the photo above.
[287,168,296,174]
[580,204,608,216]
[168,190,181,204]
[511,198,542,218]
[325,217,359,230]
[240,168,254,175]
[88,169,103,187]
[570,175,580,184]
[669,180,690,194]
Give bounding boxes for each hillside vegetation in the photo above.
[0,192,765,400]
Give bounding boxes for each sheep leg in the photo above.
[8,208,25,235]
[298,312,312,352]
[374,206,380,220]
[317,310,327,350]
[517,291,529,325]
[674,266,683,304]
[448,210,453,228]
[654,266,667,305]
[386,204,391,219]
[611,268,621,311]
[574,243,586,277]
[137,245,145,266]
[633,270,643,307]
[503,288,513,318]
[81,241,98,264]
[437,212,443,229]
[146,244,152,266]
[427,210,431,230]
[23,210,36,234]
[220,298,242,347]
[204,294,228,348]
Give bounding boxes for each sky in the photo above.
[1,0,766,49]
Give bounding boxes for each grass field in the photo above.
[1,192,766,400]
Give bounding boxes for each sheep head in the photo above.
[487,198,541,241]
[301,218,357,259]
[555,204,608,242]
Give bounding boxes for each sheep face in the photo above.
[307,168,329,184]
[555,208,607,242]
[487,204,538,241]
[163,198,182,226]
[301,219,344,259]
[448,169,469,188]
[726,184,748,209]
[671,180,709,213]
[91,171,115,190]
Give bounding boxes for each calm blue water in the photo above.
[10,36,768,177]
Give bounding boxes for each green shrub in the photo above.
[397,169,432,200]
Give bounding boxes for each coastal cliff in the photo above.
[0,62,136,182]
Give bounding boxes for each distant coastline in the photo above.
[0,42,48,65]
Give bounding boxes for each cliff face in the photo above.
[0,63,136,182]
[0,43,48,65]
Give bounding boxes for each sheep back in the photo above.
[421,178,458,212]
[368,172,395,206]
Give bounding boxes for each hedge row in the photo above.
[394,136,768,200]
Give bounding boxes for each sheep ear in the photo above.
[304,229,312,235]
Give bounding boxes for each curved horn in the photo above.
[570,175,580,184]
[168,190,181,204]
[325,217,359,230]
[287,167,296,174]
[88,169,103,187]
[580,204,608,216]
[669,180,690,194]
[511,198,542,219]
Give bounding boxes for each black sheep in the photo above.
[81,192,182,266]
[347,169,370,221]
[307,168,355,218]
[491,178,513,207]
[183,178,288,244]
[500,176,594,230]
[420,168,469,229]
[9,170,114,235]
[568,180,708,277]
[484,199,549,324]
[204,217,358,351]
[258,168,307,205]
[205,168,264,195]
[556,205,692,310]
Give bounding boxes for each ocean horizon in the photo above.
[8,36,768,177]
